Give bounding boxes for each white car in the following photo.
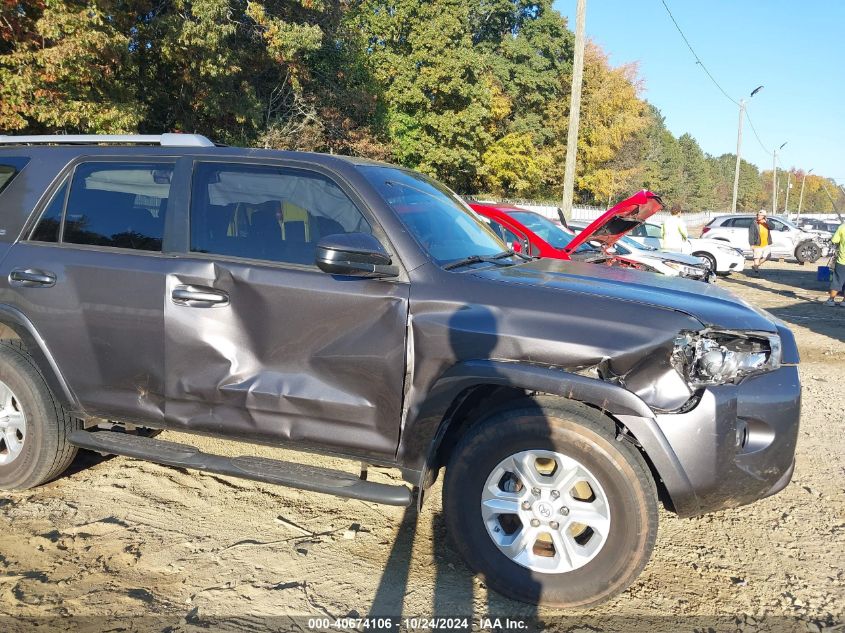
[567,221,713,282]
[627,221,745,275]
[701,214,829,263]
[612,236,717,281]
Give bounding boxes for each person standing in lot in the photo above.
[661,205,690,253]
[824,220,845,307]
[749,210,772,273]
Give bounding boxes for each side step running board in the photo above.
[68,430,412,507]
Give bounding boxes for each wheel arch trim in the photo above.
[0,304,78,409]
[404,360,692,509]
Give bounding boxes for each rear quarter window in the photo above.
[0,157,31,195]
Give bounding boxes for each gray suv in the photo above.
[0,135,800,607]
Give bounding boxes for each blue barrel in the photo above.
[817,265,831,282]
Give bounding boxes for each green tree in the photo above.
[472,0,572,145]
[637,105,682,202]
[0,1,141,132]
[480,132,544,196]
[707,154,763,212]
[0,1,376,152]
[676,133,714,210]
[541,45,648,203]
[350,0,493,190]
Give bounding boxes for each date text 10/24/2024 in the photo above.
[306,617,528,630]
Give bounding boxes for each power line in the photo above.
[658,0,739,107]
[744,111,770,155]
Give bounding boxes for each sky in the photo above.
[554,0,845,186]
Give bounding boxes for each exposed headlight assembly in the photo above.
[715,244,741,256]
[672,330,781,387]
[663,260,706,278]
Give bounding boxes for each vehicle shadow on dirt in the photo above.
[725,267,829,298]
[62,448,114,478]
[367,506,537,628]
[368,305,543,629]
[722,271,844,343]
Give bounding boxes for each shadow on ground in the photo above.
[721,268,844,344]
[368,505,538,630]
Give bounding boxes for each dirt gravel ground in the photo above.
[1,261,843,632]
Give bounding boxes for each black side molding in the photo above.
[69,430,413,507]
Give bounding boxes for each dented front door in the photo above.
[162,159,410,458]
[163,259,409,457]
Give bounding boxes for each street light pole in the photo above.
[796,168,813,222]
[772,141,787,215]
[731,86,763,213]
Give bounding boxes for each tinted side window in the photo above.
[768,219,786,231]
[190,163,371,266]
[29,180,68,243]
[63,162,173,251]
[731,217,753,228]
[0,157,30,195]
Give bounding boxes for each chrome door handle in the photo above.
[9,268,56,287]
[171,285,229,307]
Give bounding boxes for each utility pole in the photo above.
[561,0,587,221]
[730,100,746,213]
[796,168,813,222]
[820,180,844,222]
[772,142,786,215]
[772,152,777,215]
[784,172,791,214]
[731,86,762,213]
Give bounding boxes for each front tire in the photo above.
[693,251,717,273]
[794,240,821,264]
[0,341,79,490]
[443,398,657,608]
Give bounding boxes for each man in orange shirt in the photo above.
[748,210,771,273]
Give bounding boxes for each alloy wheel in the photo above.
[481,449,611,573]
[0,379,26,466]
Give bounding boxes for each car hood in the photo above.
[473,258,778,332]
[564,190,663,253]
[636,249,705,266]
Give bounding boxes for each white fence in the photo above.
[469,196,843,228]
[512,203,714,227]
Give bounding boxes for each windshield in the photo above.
[508,211,594,253]
[359,166,508,265]
[618,235,657,251]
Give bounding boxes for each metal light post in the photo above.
[796,168,813,222]
[731,86,763,213]
[772,141,787,215]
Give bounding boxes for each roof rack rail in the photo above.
[0,134,215,148]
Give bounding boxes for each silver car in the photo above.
[701,214,829,263]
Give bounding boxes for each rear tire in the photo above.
[0,341,79,490]
[443,398,657,608]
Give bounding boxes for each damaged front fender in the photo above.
[398,358,657,473]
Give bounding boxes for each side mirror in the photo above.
[315,233,398,278]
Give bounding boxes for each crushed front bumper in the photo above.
[653,365,800,517]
